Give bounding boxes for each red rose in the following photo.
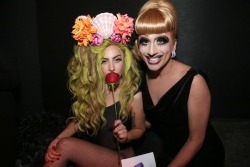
[105,71,121,160]
[105,72,120,85]
[105,72,120,118]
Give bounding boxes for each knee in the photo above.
[56,137,74,152]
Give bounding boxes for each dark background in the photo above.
[1,0,250,166]
[2,0,249,118]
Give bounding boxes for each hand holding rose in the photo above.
[113,119,128,143]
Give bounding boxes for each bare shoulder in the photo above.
[133,91,142,101]
[192,74,208,88]
[191,73,210,97]
[131,91,143,107]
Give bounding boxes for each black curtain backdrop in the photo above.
[1,0,250,121]
[173,0,250,118]
[1,0,43,116]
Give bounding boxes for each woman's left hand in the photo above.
[44,138,62,163]
[113,119,128,143]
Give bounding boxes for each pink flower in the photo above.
[91,33,104,46]
[113,13,134,44]
[111,33,122,44]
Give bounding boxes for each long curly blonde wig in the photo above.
[67,39,141,136]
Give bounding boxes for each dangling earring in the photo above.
[171,51,176,58]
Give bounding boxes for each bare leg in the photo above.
[43,137,125,167]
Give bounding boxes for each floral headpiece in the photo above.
[72,12,134,46]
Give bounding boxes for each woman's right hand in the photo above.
[44,138,62,163]
[113,119,128,143]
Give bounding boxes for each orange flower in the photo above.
[72,15,97,46]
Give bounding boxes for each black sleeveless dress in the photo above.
[138,68,225,167]
[91,102,132,150]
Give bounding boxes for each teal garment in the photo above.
[139,68,225,167]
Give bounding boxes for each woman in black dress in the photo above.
[43,12,145,167]
[132,0,225,166]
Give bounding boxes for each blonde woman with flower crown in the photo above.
[43,12,145,167]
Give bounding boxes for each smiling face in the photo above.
[138,32,176,71]
[101,45,124,77]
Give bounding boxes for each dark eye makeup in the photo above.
[138,35,169,46]
[138,37,149,45]
[156,36,169,45]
